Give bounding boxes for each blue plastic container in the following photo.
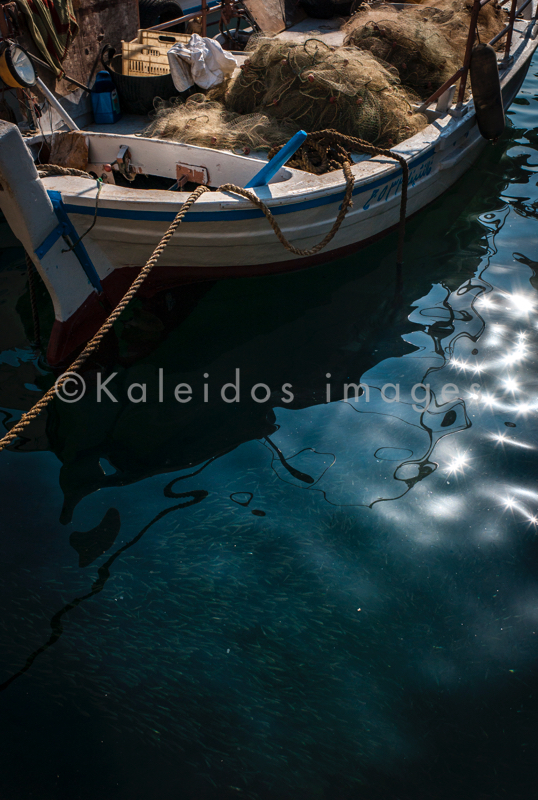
[91,70,122,124]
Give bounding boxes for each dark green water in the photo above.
[2,62,538,800]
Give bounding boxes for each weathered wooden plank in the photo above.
[243,0,306,35]
[49,131,89,170]
[57,0,139,95]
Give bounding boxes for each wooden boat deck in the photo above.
[276,17,346,47]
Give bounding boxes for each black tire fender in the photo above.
[470,43,505,142]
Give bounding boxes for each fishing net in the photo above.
[415,0,506,56]
[223,37,427,147]
[344,6,460,98]
[143,94,301,152]
[344,1,505,99]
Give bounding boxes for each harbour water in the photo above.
[1,58,538,799]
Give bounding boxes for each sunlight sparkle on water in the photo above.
[506,293,535,315]
[481,392,498,408]
[445,452,470,475]
[514,401,533,416]
[476,294,496,309]
[501,341,528,366]
[502,376,520,394]
[503,495,538,525]
[492,433,535,451]
[449,357,485,374]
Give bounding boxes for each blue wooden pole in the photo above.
[245,130,308,189]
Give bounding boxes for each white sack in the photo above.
[167,33,238,92]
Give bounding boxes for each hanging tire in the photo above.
[299,0,353,19]
[138,0,186,32]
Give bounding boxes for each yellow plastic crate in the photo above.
[122,30,191,77]
[137,29,191,46]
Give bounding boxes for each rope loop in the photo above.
[220,159,355,257]
[267,129,409,264]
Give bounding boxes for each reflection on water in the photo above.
[2,63,538,800]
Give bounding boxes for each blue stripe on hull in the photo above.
[63,148,435,223]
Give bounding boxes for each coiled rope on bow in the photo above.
[37,164,94,179]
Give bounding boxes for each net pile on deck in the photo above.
[144,94,300,153]
[415,0,506,56]
[143,36,431,167]
[344,0,505,99]
[223,37,426,147]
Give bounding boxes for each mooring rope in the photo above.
[267,130,409,266]
[0,138,409,452]
[0,184,210,452]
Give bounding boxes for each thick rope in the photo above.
[268,129,409,266]
[25,253,41,350]
[37,164,94,179]
[221,159,355,257]
[1,136,409,451]
[0,184,210,453]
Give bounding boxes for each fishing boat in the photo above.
[0,0,537,366]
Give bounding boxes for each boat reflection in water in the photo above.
[45,234,474,525]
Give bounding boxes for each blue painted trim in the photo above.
[41,191,103,292]
[246,131,308,188]
[35,223,64,260]
[62,147,435,224]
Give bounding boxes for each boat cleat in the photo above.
[115,145,136,182]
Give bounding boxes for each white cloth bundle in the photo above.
[167,33,238,92]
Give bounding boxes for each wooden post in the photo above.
[457,0,482,106]
[202,0,207,37]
